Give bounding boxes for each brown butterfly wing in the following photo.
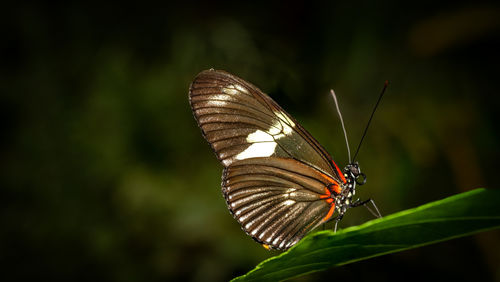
[189,69,342,176]
[223,157,333,249]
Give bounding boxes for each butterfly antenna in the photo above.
[352,81,389,162]
[330,89,351,163]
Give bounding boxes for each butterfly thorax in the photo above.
[335,162,366,217]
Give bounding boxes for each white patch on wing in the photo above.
[270,111,295,139]
[275,111,295,129]
[239,213,249,222]
[234,112,297,160]
[206,100,227,107]
[283,200,295,206]
[283,188,297,198]
[235,129,277,160]
[235,142,277,160]
[246,130,274,142]
[222,87,238,95]
[222,159,231,167]
[235,84,248,93]
[267,124,281,135]
[222,84,249,95]
[273,237,280,246]
[212,94,233,100]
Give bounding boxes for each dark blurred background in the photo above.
[1,1,499,281]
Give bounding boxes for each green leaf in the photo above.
[232,188,500,282]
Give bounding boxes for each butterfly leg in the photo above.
[333,214,344,233]
[351,198,382,218]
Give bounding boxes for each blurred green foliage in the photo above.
[1,1,499,281]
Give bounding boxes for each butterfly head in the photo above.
[344,162,366,186]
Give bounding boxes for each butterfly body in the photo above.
[189,69,366,250]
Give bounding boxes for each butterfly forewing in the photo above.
[189,70,339,176]
[189,69,342,249]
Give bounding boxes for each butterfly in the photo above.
[189,69,381,250]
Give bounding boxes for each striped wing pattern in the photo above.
[189,69,339,176]
[189,69,342,249]
[223,158,332,250]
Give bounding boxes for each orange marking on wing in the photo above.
[326,198,333,204]
[322,203,336,222]
[262,244,271,250]
[318,171,337,184]
[331,160,347,183]
[319,187,331,199]
[330,183,341,194]
[318,172,342,195]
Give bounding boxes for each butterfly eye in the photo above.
[355,173,367,185]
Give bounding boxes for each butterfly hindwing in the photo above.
[222,157,332,250]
